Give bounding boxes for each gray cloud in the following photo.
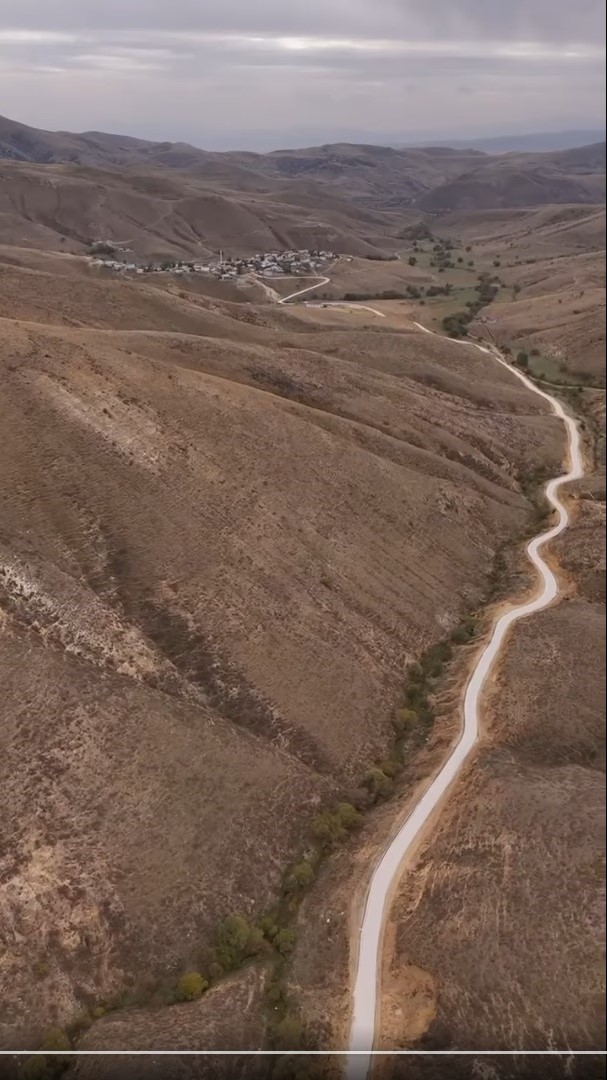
[0,1,604,148]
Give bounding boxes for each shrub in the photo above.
[393,708,418,734]
[41,1030,71,1052]
[334,802,362,830]
[259,916,279,941]
[424,640,453,667]
[408,256,417,266]
[285,860,315,891]
[493,260,501,267]
[515,351,529,369]
[18,1059,52,1080]
[215,914,264,969]
[364,767,393,800]
[177,971,208,1002]
[457,256,463,263]
[311,812,341,846]
[378,759,401,778]
[274,928,296,956]
[530,348,540,356]
[311,802,360,847]
[467,260,474,266]
[273,1013,306,1049]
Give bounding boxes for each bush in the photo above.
[215,914,264,969]
[515,351,529,370]
[364,767,393,800]
[393,708,418,734]
[41,1030,71,1052]
[18,1059,52,1080]
[285,860,315,891]
[530,348,540,356]
[493,260,501,267]
[274,928,296,956]
[259,916,279,941]
[311,811,343,847]
[177,971,208,1002]
[457,256,463,263]
[378,759,401,778]
[408,256,417,266]
[273,1013,306,1049]
[311,802,360,847]
[334,802,362,829]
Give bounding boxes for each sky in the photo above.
[0,0,605,149]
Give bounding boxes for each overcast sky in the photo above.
[1,0,605,149]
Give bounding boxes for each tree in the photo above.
[408,255,417,266]
[177,971,208,1001]
[516,351,529,369]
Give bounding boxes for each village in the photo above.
[87,244,336,280]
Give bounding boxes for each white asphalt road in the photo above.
[345,324,584,1079]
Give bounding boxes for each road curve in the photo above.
[346,324,585,1079]
[278,276,331,304]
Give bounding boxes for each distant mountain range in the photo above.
[0,113,604,259]
[399,129,606,154]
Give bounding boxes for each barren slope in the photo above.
[0,251,565,1050]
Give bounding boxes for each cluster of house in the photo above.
[87,247,336,280]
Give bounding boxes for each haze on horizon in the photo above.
[0,0,605,150]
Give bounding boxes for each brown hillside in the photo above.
[0,246,565,1048]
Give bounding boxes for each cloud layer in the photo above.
[1,1,605,148]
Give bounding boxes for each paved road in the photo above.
[345,323,584,1079]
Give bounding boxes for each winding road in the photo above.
[346,326,584,1079]
[274,278,584,1075]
